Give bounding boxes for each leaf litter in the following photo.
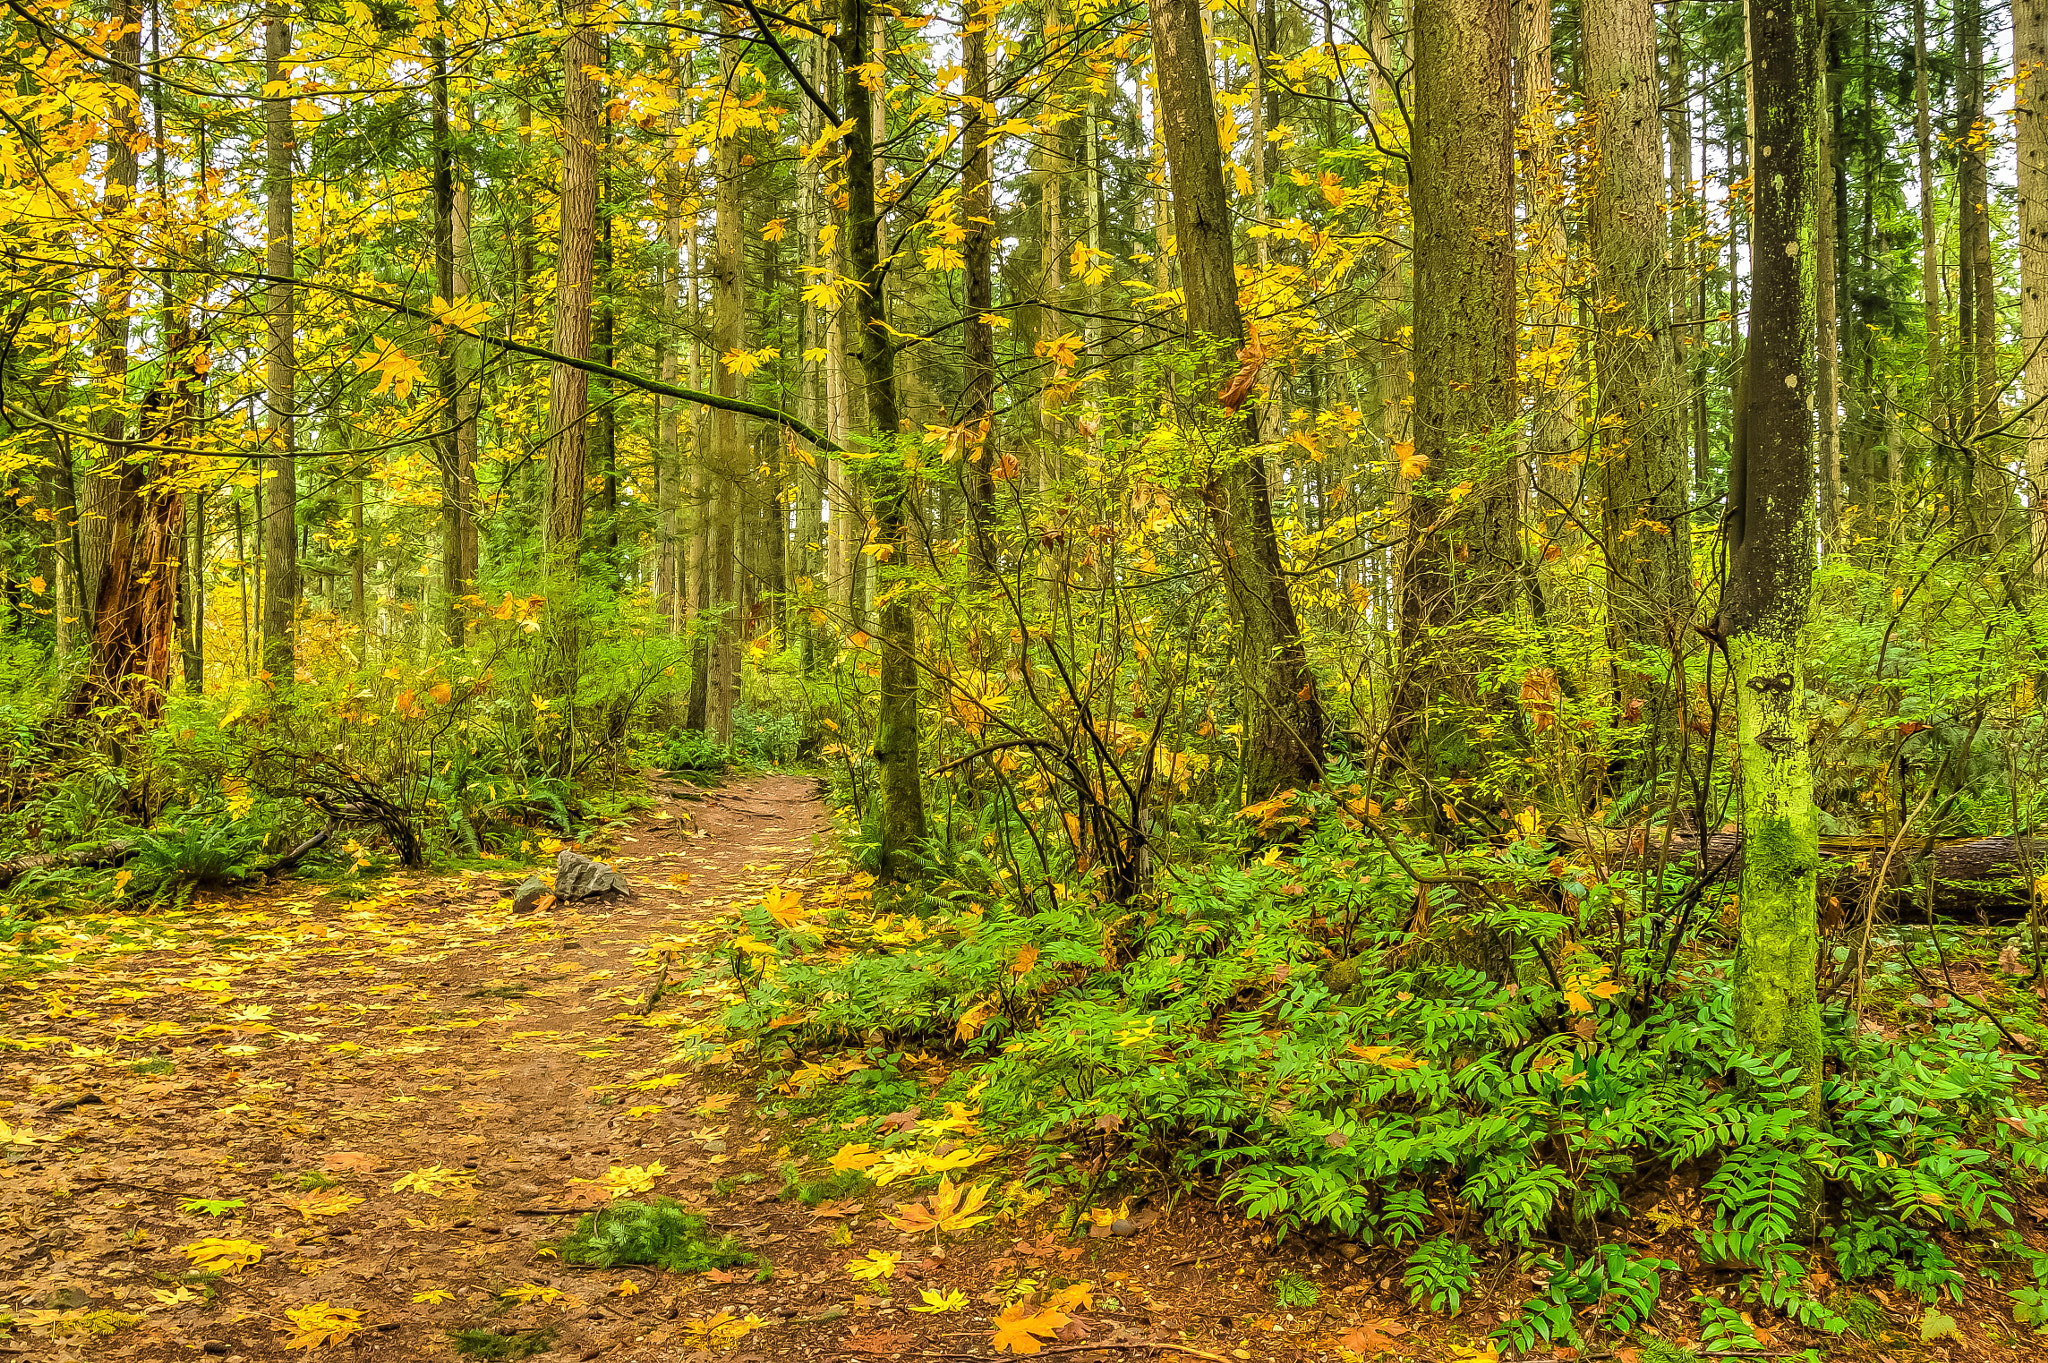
[0,771,1500,1361]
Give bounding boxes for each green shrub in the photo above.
[549,1198,754,1273]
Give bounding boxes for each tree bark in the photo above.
[840,0,929,876]
[1151,0,1325,800]
[545,4,599,578]
[2024,0,2048,574]
[431,26,465,647]
[261,4,298,682]
[80,0,142,644]
[707,14,745,747]
[1815,2,1841,532]
[659,105,685,633]
[1586,0,1690,761]
[961,0,997,576]
[1723,0,1824,1119]
[79,330,192,724]
[1392,0,1518,804]
[1958,0,2005,535]
[1913,0,1946,455]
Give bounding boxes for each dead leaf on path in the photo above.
[275,1189,364,1222]
[1340,1318,1408,1353]
[321,1151,380,1174]
[990,1300,1070,1355]
[809,1198,860,1219]
[842,1327,915,1352]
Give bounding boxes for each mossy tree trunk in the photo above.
[1722,0,1824,1122]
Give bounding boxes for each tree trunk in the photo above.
[1151,0,1325,800]
[431,27,465,647]
[2023,0,2048,574]
[262,5,298,682]
[80,0,142,644]
[1586,0,1690,766]
[1914,0,1946,453]
[1392,0,1518,805]
[659,105,685,634]
[1815,2,1841,532]
[961,0,997,576]
[544,0,600,734]
[707,14,745,747]
[841,0,929,877]
[1959,0,2005,535]
[1519,0,1573,556]
[79,331,192,724]
[1723,0,1824,1120]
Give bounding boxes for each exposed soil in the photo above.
[0,772,2037,1362]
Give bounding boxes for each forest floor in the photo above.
[0,773,2032,1362]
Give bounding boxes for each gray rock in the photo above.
[511,875,550,914]
[555,849,632,900]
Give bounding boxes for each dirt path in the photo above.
[0,772,1541,1363]
[0,772,839,1361]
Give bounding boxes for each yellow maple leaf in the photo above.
[280,1302,364,1350]
[762,217,788,241]
[845,1249,899,1281]
[884,1176,993,1235]
[723,348,765,378]
[764,885,809,928]
[990,1300,1070,1354]
[410,1288,454,1304]
[1394,440,1427,480]
[573,1162,666,1199]
[275,1189,363,1222]
[356,337,422,400]
[911,1288,969,1313]
[683,1309,765,1346]
[391,1166,477,1198]
[183,1237,265,1273]
[1045,1281,1095,1312]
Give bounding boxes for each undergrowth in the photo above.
[722,773,2048,1351]
[549,1198,756,1274]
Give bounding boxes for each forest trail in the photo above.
[3,773,1484,1363]
[0,773,841,1361]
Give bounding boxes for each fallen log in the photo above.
[1560,828,2046,921]
[0,839,138,892]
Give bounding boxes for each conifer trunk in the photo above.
[708,15,745,747]
[544,6,598,580]
[1586,0,1689,759]
[841,0,928,875]
[962,0,996,574]
[261,4,298,681]
[1393,0,1517,801]
[1724,0,1824,1119]
[2022,0,2048,573]
[1151,0,1324,799]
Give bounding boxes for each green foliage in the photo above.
[127,817,268,905]
[1497,1246,1672,1353]
[732,707,803,765]
[549,1198,755,1273]
[1404,1237,1477,1315]
[1270,1271,1320,1308]
[447,1326,557,1360]
[654,728,729,776]
[730,775,2048,1341]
